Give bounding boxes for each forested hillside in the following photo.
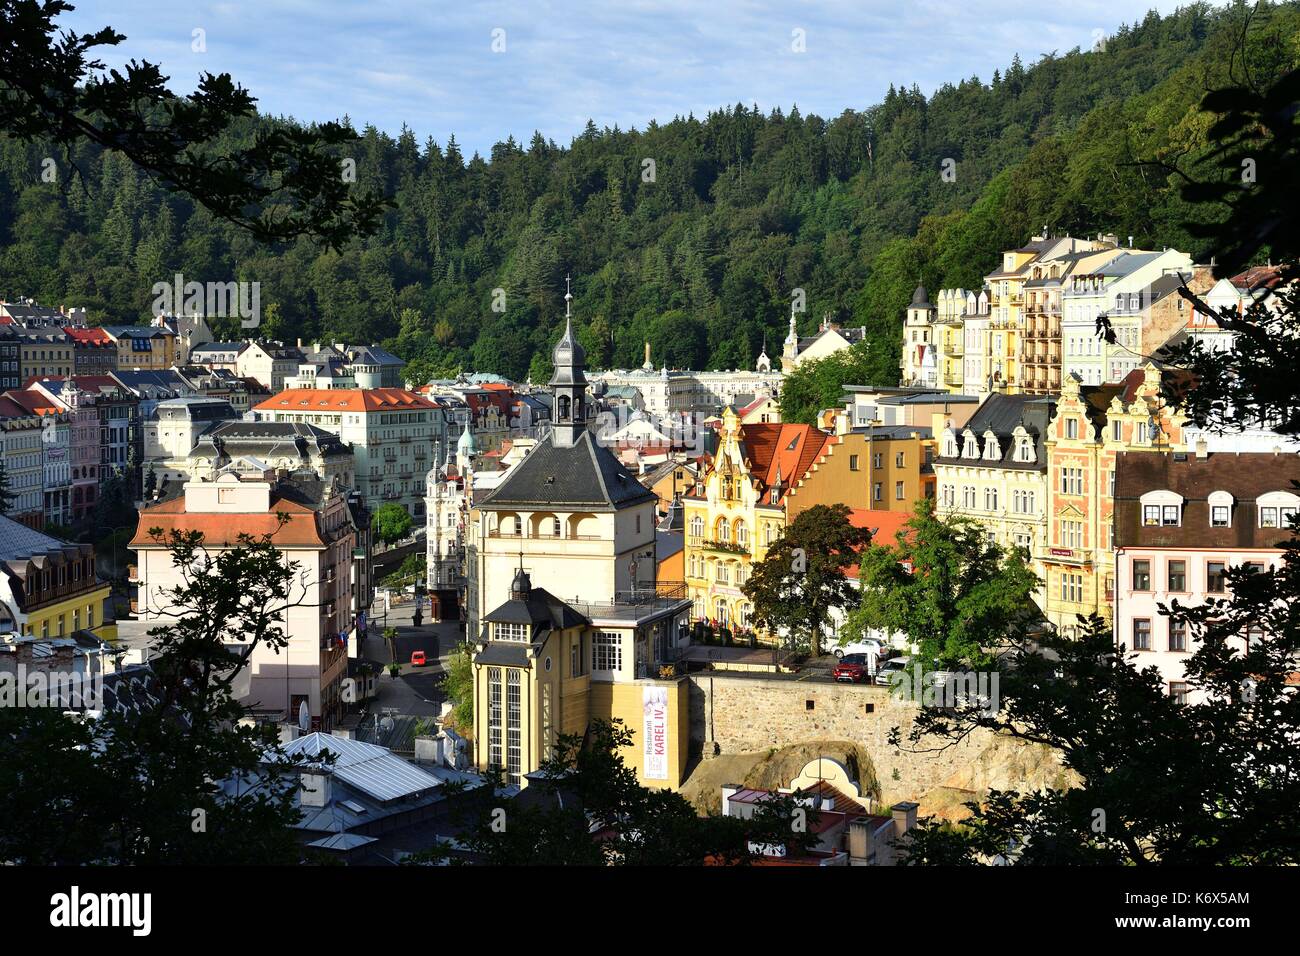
[1,2,1294,385]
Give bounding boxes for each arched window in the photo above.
[689,515,703,541]
[557,395,571,419]
[716,518,730,542]
[734,520,748,548]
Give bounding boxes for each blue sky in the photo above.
[57,0,1188,157]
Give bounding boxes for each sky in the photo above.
[56,0,1190,157]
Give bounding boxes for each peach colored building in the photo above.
[1042,365,1187,634]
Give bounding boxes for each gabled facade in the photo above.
[682,408,831,631]
[1041,366,1187,635]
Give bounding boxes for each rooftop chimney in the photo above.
[300,767,333,808]
[891,800,919,839]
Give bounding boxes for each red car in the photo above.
[832,653,874,683]
[410,650,427,667]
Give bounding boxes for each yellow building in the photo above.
[0,515,116,641]
[1042,366,1187,634]
[914,236,1121,397]
[467,308,693,790]
[933,393,1056,606]
[785,426,935,518]
[104,326,178,371]
[682,408,831,630]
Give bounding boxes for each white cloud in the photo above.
[55,0,1191,155]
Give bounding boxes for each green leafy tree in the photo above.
[0,521,311,863]
[778,340,898,425]
[847,498,1038,670]
[371,502,413,545]
[0,0,388,246]
[439,642,475,735]
[742,503,873,657]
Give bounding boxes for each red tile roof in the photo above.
[63,326,113,345]
[741,423,832,504]
[255,387,437,414]
[1,389,63,416]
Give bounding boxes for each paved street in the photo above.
[360,597,465,717]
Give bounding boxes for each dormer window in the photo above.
[495,622,529,642]
[1257,491,1300,529]
[1014,437,1034,463]
[943,432,958,458]
[1208,491,1234,528]
[1140,490,1184,527]
[983,435,1000,461]
[962,432,979,459]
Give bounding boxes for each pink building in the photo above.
[1113,450,1299,702]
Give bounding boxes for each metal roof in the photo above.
[279,732,443,803]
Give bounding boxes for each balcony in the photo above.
[564,582,691,624]
[697,538,749,555]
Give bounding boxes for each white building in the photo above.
[254,387,438,520]
[131,471,362,728]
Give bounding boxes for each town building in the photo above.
[62,326,117,376]
[683,407,832,630]
[254,387,436,519]
[0,395,44,527]
[237,341,306,393]
[781,312,869,373]
[102,326,178,371]
[0,515,115,641]
[1113,450,1299,702]
[151,313,214,364]
[1060,248,1193,386]
[591,345,783,419]
[2,388,72,527]
[466,303,693,789]
[188,420,354,488]
[720,758,919,865]
[12,326,74,380]
[131,471,363,729]
[934,393,1056,605]
[189,341,249,373]
[784,425,935,519]
[0,327,22,391]
[141,396,239,486]
[1041,367,1187,635]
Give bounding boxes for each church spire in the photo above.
[550,273,589,448]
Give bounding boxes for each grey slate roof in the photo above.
[474,642,533,667]
[935,393,1056,472]
[479,428,655,511]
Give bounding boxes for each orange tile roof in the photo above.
[254,387,437,414]
[848,509,912,549]
[740,423,832,504]
[130,494,326,548]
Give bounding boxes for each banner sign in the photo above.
[642,686,670,780]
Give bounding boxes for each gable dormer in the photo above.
[961,429,980,459]
[1012,426,1035,463]
[942,427,959,459]
[982,430,1001,461]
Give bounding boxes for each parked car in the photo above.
[873,656,910,686]
[831,638,886,660]
[410,650,427,667]
[832,653,874,683]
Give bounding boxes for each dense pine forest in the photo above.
[1,2,1296,385]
